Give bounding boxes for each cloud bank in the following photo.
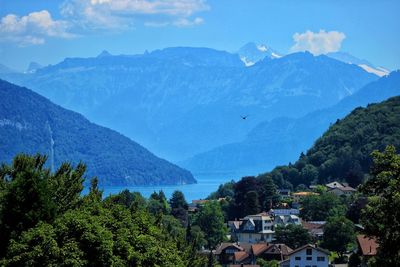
[0,10,74,46]
[0,0,208,45]
[290,30,346,55]
[60,0,209,30]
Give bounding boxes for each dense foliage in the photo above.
[0,79,195,186]
[360,145,400,265]
[322,216,355,258]
[274,224,312,249]
[257,96,400,189]
[0,154,208,266]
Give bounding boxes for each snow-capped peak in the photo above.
[256,44,268,52]
[326,51,390,77]
[238,42,282,67]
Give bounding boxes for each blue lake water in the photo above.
[100,171,250,202]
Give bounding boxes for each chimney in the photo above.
[370,246,372,253]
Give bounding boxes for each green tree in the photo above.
[243,191,261,215]
[360,145,400,266]
[256,258,279,267]
[0,154,57,256]
[195,201,227,267]
[322,216,355,258]
[259,175,279,210]
[169,191,189,226]
[348,253,361,267]
[300,193,346,221]
[274,224,312,249]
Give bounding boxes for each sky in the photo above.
[0,0,399,71]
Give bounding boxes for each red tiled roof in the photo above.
[357,235,378,256]
[251,243,270,256]
[302,221,325,230]
[234,251,250,262]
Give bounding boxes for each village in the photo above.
[188,181,378,267]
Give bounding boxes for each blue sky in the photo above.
[0,0,399,71]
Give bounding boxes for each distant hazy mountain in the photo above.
[181,71,400,174]
[26,62,43,74]
[0,79,195,186]
[0,48,377,161]
[238,42,282,66]
[0,64,17,74]
[327,51,390,77]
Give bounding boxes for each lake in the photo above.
[100,171,251,202]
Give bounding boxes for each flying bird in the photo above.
[241,115,249,120]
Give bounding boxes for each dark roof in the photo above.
[357,235,378,256]
[287,244,329,256]
[275,244,293,255]
[215,243,243,255]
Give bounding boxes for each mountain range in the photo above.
[181,71,400,174]
[0,46,378,163]
[0,79,195,186]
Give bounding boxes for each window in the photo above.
[306,256,312,261]
[295,256,301,261]
[317,256,325,261]
[306,248,312,255]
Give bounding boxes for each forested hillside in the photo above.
[259,96,400,189]
[0,79,195,186]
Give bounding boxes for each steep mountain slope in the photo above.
[327,51,390,77]
[182,71,400,174]
[0,79,195,186]
[265,95,400,188]
[0,48,377,161]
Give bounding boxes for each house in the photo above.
[277,189,291,198]
[356,235,378,267]
[274,214,302,226]
[269,209,300,216]
[328,186,356,196]
[326,181,345,189]
[292,192,319,203]
[216,242,293,266]
[280,244,329,267]
[252,243,293,262]
[215,243,245,265]
[236,212,275,243]
[302,221,325,240]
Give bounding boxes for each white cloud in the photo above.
[173,17,203,27]
[0,10,74,46]
[60,0,208,30]
[290,30,346,55]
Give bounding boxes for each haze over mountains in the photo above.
[0,45,379,165]
[182,71,400,174]
[0,79,195,186]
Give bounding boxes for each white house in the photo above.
[280,244,329,267]
[236,212,275,243]
[326,181,345,189]
[329,186,356,196]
